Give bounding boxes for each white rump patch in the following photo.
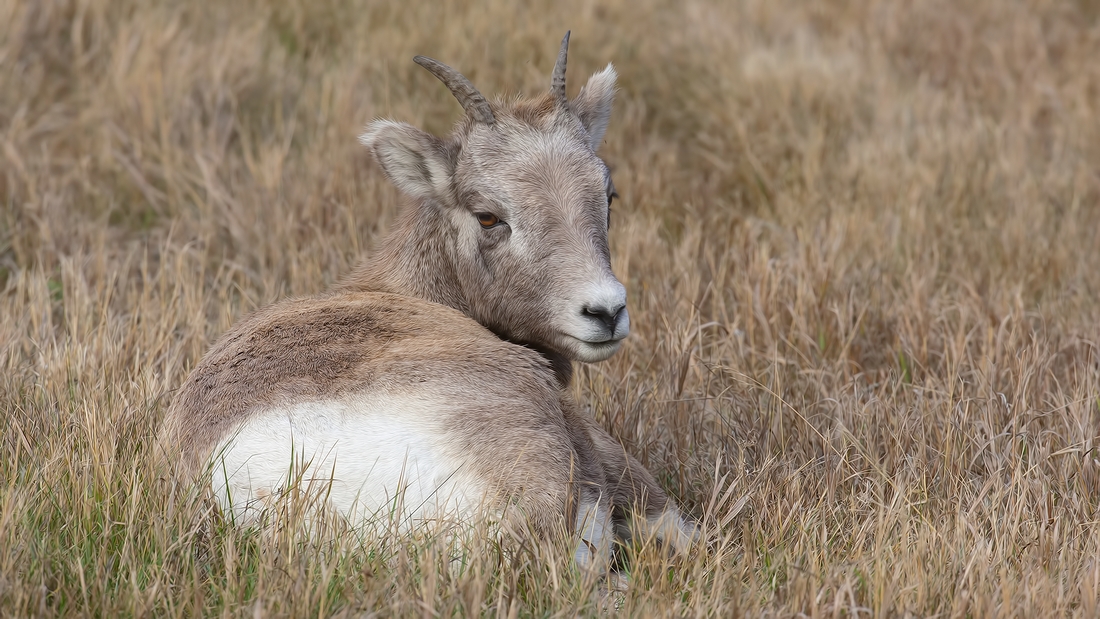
[210,393,487,532]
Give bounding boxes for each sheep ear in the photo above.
[359,120,453,200]
[571,64,617,151]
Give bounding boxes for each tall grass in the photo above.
[3,0,1099,616]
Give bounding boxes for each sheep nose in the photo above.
[582,303,626,334]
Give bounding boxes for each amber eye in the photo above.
[476,212,500,228]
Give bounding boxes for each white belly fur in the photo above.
[210,393,489,531]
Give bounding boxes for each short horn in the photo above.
[413,55,495,125]
[551,31,570,102]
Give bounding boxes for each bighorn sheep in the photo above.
[158,33,697,571]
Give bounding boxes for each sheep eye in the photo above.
[476,212,501,228]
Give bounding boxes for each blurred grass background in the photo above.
[2,0,1099,616]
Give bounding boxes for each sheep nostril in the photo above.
[582,305,623,333]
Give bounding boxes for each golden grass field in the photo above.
[3,0,1100,616]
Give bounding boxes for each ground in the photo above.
[2,0,1099,616]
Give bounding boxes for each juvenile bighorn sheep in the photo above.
[159,33,697,570]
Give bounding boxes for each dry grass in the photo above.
[3,0,1100,616]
